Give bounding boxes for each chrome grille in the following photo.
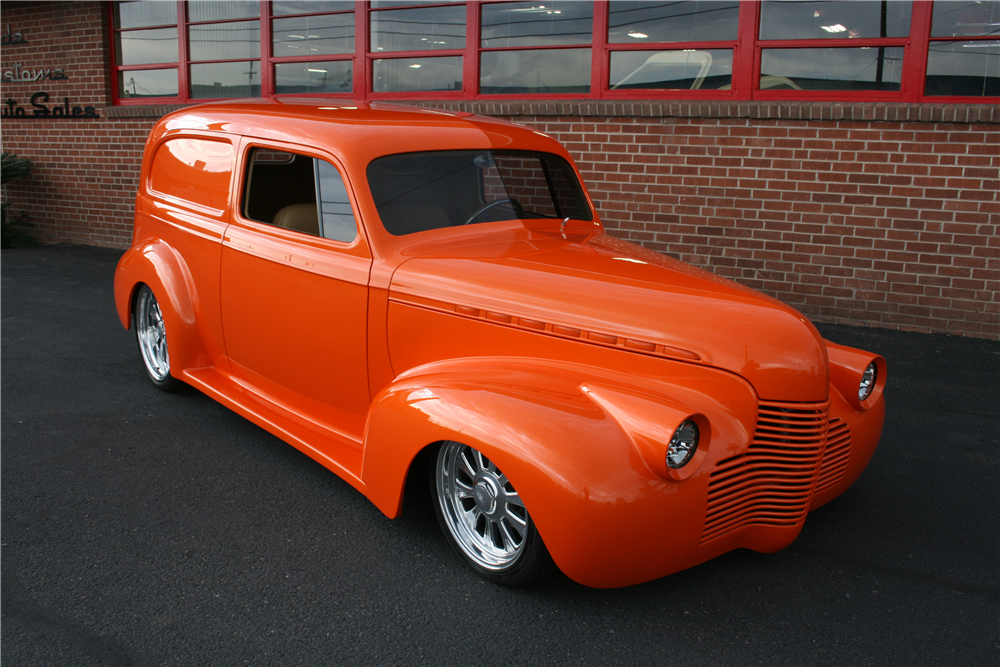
[813,418,851,495]
[701,401,830,544]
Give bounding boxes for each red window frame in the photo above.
[108,1,1000,106]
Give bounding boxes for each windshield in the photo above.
[367,150,593,236]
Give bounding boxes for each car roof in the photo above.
[154,98,566,166]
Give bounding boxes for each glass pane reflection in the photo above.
[931,1,1000,37]
[116,28,178,66]
[760,1,912,40]
[481,1,593,48]
[116,1,177,29]
[371,6,466,52]
[187,1,259,22]
[610,50,733,90]
[608,1,739,44]
[760,47,903,90]
[272,1,355,15]
[189,22,261,61]
[316,161,358,243]
[273,15,354,57]
[480,48,590,94]
[373,56,463,92]
[371,0,464,6]
[275,61,353,94]
[119,69,178,98]
[190,61,262,98]
[925,40,1000,96]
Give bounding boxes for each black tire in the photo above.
[431,440,555,586]
[133,284,183,392]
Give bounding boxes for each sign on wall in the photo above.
[2,24,28,45]
[3,63,68,83]
[1,22,95,120]
[3,92,97,118]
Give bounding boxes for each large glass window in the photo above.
[186,3,261,100]
[757,1,910,95]
[370,5,465,52]
[110,2,999,104]
[368,2,465,93]
[610,49,733,91]
[926,1,1000,96]
[606,1,736,92]
[759,1,912,40]
[608,1,739,43]
[761,47,903,92]
[373,57,463,92]
[275,61,353,95]
[931,1,1000,37]
[480,1,592,95]
[113,1,179,100]
[271,2,355,96]
[272,15,355,58]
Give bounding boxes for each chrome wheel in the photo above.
[135,284,171,383]
[435,441,529,571]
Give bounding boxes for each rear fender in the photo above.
[114,240,207,373]
[361,356,758,587]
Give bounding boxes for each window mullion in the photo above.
[907,0,934,101]
[592,0,608,99]
[108,1,120,105]
[178,0,189,103]
[355,1,369,102]
[260,0,272,98]
[464,1,479,99]
[734,0,759,100]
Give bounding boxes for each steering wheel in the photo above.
[462,198,523,226]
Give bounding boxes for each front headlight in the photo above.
[666,420,699,469]
[859,362,877,401]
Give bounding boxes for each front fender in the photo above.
[361,356,759,588]
[114,240,207,373]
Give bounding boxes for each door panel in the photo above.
[220,144,372,450]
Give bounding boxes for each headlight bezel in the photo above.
[666,419,700,469]
[858,361,877,402]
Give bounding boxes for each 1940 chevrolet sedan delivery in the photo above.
[114,99,885,588]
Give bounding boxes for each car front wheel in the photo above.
[432,440,554,585]
[133,284,182,392]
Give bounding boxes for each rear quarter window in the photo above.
[148,138,233,212]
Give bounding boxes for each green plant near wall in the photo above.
[2,151,37,248]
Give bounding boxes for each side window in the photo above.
[149,138,233,212]
[242,147,358,243]
[316,160,357,243]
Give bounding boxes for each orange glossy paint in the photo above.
[114,99,886,588]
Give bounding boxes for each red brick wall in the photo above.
[523,115,999,340]
[2,2,997,339]
[1,1,153,247]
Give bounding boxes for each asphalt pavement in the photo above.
[2,244,998,666]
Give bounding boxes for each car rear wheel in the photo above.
[134,284,182,392]
[432,440,554,585]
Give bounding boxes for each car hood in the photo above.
[389,232,829,402]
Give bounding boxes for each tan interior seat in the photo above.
[272,203,319,236]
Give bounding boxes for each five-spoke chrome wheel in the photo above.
[433,441,554,584]
[134,284,181,391]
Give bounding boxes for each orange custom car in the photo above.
[114,100,885,588]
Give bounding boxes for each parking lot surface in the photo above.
[3,244,998,666]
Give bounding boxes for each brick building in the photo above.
[1,1,997,339]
